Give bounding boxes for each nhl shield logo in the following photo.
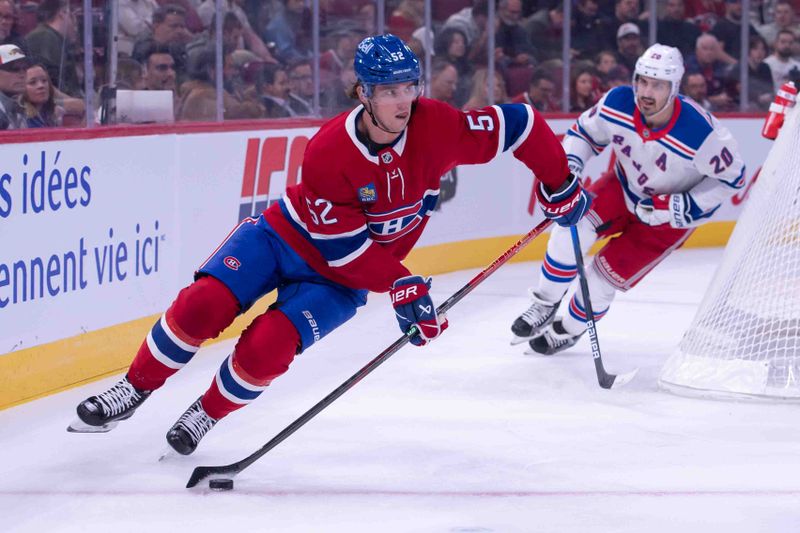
[380,152,393,164]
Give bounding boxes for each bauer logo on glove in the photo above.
[389,275,449,346]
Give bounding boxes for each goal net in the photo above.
[659,105,800,400]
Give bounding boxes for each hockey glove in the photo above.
[536,172,592,227]
[635,194,689,228]
[390,275,449,346]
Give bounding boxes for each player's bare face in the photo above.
[361,81,422,139]
[635,75,673,122]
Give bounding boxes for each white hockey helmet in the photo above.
[633,43,685,100]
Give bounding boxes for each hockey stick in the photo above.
[186,218,554,489]
[569,225,638,389]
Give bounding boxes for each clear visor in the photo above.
[369,82,423,104]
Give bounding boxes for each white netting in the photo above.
[659,105,800,399]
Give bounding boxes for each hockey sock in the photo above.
[128,276,240,391]
[201,310,300,420]
[536,218,596,302]
[560,264,616,335]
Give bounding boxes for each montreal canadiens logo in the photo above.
[224,256,241,270]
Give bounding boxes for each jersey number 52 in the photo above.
[467,115,494,131]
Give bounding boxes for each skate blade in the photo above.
[510,334,536,346]
[67,418,119,433]
[158,447,181,462]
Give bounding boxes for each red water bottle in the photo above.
[762,82,797,140]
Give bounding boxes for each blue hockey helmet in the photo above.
[354,34,421,96]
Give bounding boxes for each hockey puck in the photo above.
[208,478,234,491]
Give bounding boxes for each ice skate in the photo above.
[526,319,585,355]
[68,376,151,433]
[510,289,560,345]
[166,397,218,455]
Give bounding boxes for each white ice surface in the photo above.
[2,248,800,533]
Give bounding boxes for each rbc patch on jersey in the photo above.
[224,256,241,270]
[358,183,378,203]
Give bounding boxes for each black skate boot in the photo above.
[166,397,218,455]
[68,376,152,433]
[527,319,585,355]
[510,290,560,345]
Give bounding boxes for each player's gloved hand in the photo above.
[536,172,592,227]
[635,194,689,228]
[390,275,449,346]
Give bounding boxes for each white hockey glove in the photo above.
[634,194,690,228]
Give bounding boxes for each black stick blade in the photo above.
[186,465,239,488]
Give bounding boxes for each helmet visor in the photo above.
[369,82,423,105]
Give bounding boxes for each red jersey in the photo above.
[263,97,568,293]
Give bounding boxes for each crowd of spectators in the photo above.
[0,0,798,130]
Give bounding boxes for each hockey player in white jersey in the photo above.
[510,43,746,354]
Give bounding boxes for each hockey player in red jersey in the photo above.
[510,44,746,355]
[70,34,590,454]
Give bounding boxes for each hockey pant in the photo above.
[535,170,693,335]
[126,215,367,420]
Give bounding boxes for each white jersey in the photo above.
[563,85,745,228]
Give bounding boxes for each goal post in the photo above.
[659,104,800,400]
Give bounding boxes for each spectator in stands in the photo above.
[20,63,60,127]
[615,22,644,73]
[132,4,192,83]
[524,1,565,62]
[186,11,242,74]
[683,71,713,109]
[687,33,735,109]
[387,0,424,42]
[0,43,27,128]
[605,64,630,88]
[119,0,160,57]
[765,29,800,90]
[462,67,508,109]
[596,50,619,78]
[737,34,776,109]
[443,0,489,49]
[257,63,294,118]
[25,0,81,97]
[684,0,726,31]
[355,3,377,38]
[286,59,314,116]
[0,0,25,50]
[711,0,759,61]
[116,57,146,90]
[598,0,647,51]
[142,43,177,92]
[429,58,459,106]
[434,27,473,107]
[572,0,608,61]
[511,68,558,111]
[407,26,434,59]
[757,0,800,51]
[658,0,702,57]
[320,30,357,84]
[177,49,263,121]
[493,0,535,68]
[263,0,311,64]
[570,66,600,111]
[321,60,355,117]
[320,60,355,117]
[197,0,277,63]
